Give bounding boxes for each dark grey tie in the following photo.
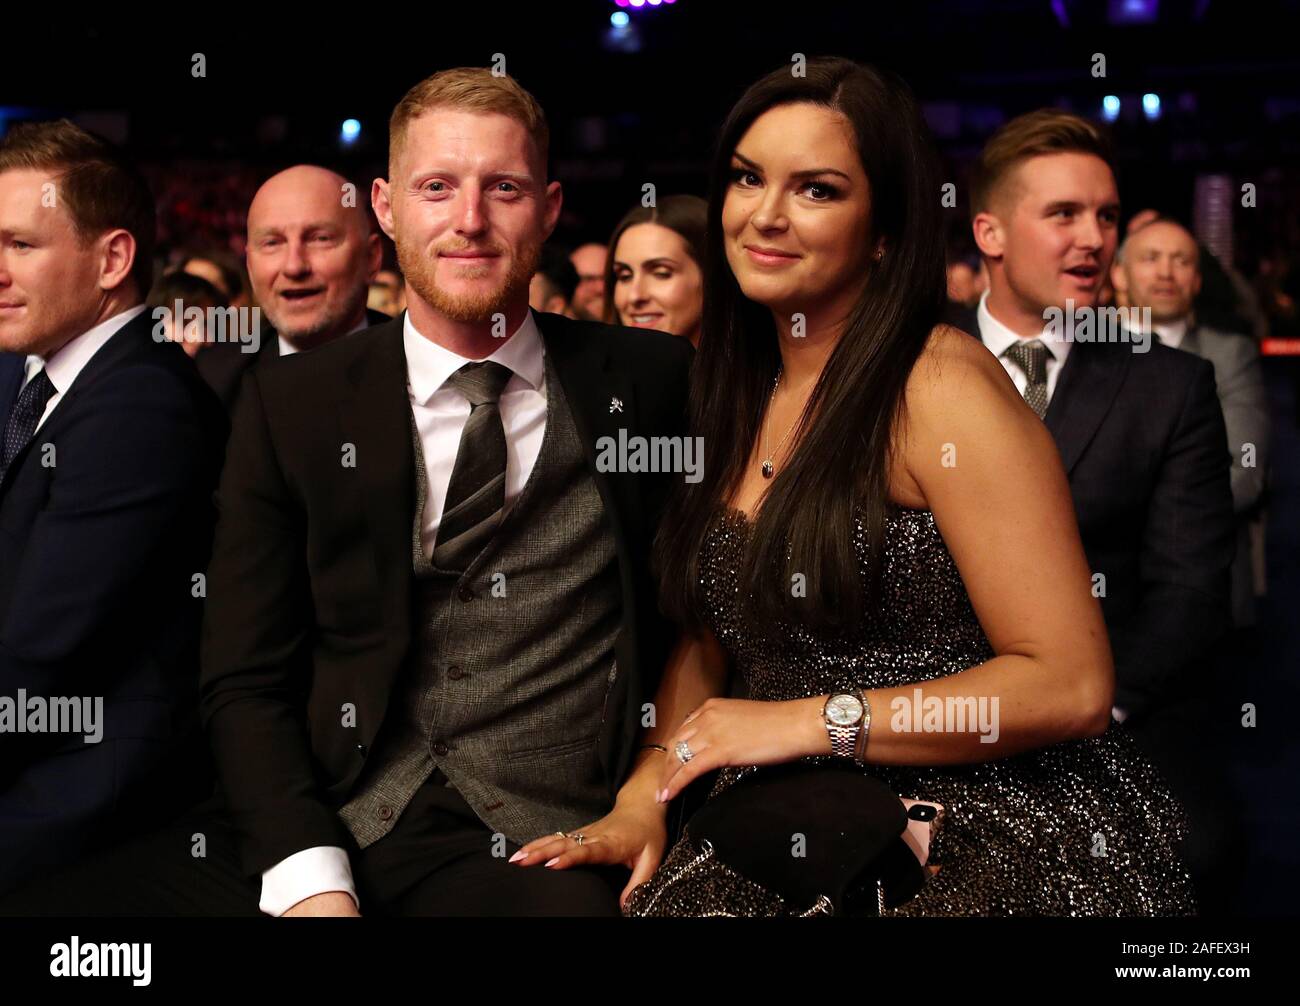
[1004,340,1051,419]
[1,368,57,482]
[433,361,514,571]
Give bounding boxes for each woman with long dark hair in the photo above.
[511,58,1194,915]
[603,195,707,345]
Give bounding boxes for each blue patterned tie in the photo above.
[1,368,57,482]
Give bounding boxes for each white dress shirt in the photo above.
[22,305,148,431]
[258,309,549,917]
[1152,318,1189,350]
[977,291,1073,404]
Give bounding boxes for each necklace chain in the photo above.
[760,368,804,479]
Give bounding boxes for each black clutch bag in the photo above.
[682,761,926,916]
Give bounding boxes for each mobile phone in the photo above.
[900,797,944,867]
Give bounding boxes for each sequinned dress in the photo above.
[624,506,1197,916]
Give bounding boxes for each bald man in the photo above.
[197,165,388,410]
[1112,218,1269,628]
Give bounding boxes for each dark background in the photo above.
[4,0,1299,257]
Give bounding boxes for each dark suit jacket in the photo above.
[199,311,692,875]
[196,307,392,411]
[0,310,228,890]
[958,308,1236,720]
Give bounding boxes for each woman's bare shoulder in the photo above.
[904,324,1023,426]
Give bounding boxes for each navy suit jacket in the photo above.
[956,307,1236,720]
[0,310,228,891]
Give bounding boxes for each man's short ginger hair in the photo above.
[388,67,549,178]
[970,109,1115,219]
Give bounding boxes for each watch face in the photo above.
[827,694,863,726]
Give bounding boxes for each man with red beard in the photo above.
[3,68,691,918]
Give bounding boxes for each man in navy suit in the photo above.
[961,109,1239,912]
[0,120,226,894]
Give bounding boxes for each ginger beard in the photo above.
[397,231,542,324]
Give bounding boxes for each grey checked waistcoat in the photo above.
[339,352,622,848]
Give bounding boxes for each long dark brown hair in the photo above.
[602,194,708,325]
[655,58,946,636]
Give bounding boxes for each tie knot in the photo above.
[18,368,57,416]
[1004,339,1050,384]
[446,361,513,407]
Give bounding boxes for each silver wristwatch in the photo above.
[822,689,869,761]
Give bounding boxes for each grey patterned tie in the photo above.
[1,368,57,482]
[1004,340,1051,419]
[433,361,514,571]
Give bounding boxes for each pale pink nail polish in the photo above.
[545,857,560,867]
[508,850,526,863]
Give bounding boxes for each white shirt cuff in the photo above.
[259,846,358,917]
[1111,705,1129,724]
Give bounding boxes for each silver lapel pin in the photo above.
[609,396,624,414]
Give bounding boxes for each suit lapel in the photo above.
[972,313,1129,477]
[1,312,152,485]
[339,319,414,617]
[1043,338,1130,475]
[535,313,643,547]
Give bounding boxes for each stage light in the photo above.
[611,10,629,24]
[1142,93,1161,120]
[341,119,361,145]
[1102,95,1121,122]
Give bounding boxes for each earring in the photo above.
[874,250,884,262]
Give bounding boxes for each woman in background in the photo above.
[604,194,706,346]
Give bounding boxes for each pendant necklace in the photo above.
[760,368,804,479]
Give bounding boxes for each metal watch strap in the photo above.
[827,723,858,758]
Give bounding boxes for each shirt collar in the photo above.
[977,290,1072,366]
[402,308,546,407]
[1152,318,1189,349]
[25,304,148,392]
